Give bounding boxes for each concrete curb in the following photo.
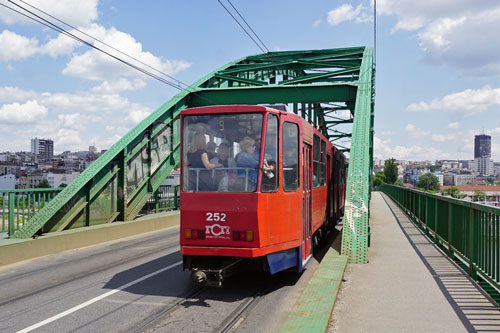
[0,211,179,267]
[279,249,348,332]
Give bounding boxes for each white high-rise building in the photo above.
[31,138,54,160]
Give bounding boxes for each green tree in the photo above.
[444,186,462,198]
[487,178,494,185]
[473,190,486,202]
[416,173,440,191]
[373,171,386,187]
[35,179,51,188]
[384,158,398,184]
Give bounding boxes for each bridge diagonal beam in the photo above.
[341,48,374,263]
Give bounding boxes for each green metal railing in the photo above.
[380,184,500,294]
[141,185,179,214]
[0,188,63,235]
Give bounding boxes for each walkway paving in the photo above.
[330,191,500,332]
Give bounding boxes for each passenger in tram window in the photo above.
[186,133,222,191]
[210,142,236,191]
[206,141,217,160]
[236,136,260,191]
[252,133,262,160]
[261,137,277,191]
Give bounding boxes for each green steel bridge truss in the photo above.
[13,47,374,263]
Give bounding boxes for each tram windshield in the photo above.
[182,113,264,192]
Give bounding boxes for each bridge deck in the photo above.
[330,191,500,332]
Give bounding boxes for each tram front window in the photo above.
[182,113,263,192]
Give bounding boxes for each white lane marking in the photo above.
[17,261,182,333]
[103,299,167,306]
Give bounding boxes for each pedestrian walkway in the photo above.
[330,191,500,332]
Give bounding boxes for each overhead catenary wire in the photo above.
[16,0,191,90]
[225,0,269,52]
[3,0,188,91]
[216,0,267,54]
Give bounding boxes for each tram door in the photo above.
[302,143,312,262]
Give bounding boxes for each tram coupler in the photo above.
[191,259,243,287]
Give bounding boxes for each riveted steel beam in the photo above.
[341,47,374,263]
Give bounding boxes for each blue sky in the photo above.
[1,0,500,162]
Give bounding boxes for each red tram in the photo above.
[180,105,346,286]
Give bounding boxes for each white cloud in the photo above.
[0,0,98,28]
[91,78,147,94]
[313,19,322,28]
[377,0,490,32]
[127,108,152,124]
[378,1,500,76]
[55,128,82,147]
[447,122,460,129]
[374,135,458,160]
[0,24,191,83]
[0,29,79,62]
[0,100,48,123]
[407,86,500,113]
[62,25,191,81]
[327,4,363,26]
[57,113,97,131]
[0,30,39,62]
[431,134,456,142]
[405,123,430,136]
[39,33,80,58]
[0,86,37,103]
[418,17,466,51]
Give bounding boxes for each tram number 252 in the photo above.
[206,212,227,222]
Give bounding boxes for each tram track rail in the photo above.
[215,287,266,333]
[129,286,207,333]
[129,283,268,333]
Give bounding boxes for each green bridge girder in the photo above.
[14,47,375,264]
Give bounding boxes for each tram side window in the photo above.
[261,114,279,192]
[320,140,326,185]
[283,122,299,191]
[313,135,320,187]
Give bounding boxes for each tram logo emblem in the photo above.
[205,223,230,239]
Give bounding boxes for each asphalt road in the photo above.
[0,225,339,333]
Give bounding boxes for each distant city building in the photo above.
[89,145,98,153]
[47,170,80,188]
[475,135,491,159]
[0,174,15,190]
[494,162,500,176]
[441,160,461,171]
[441,185,500,205]
[26,169,47,188]
[31,138,54,160]
[162,170,180,186]
[436,174,444,186]
[443,174,455,186]
[455,174,476,186]
[474,134,493,176]
[459,160,474,170]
